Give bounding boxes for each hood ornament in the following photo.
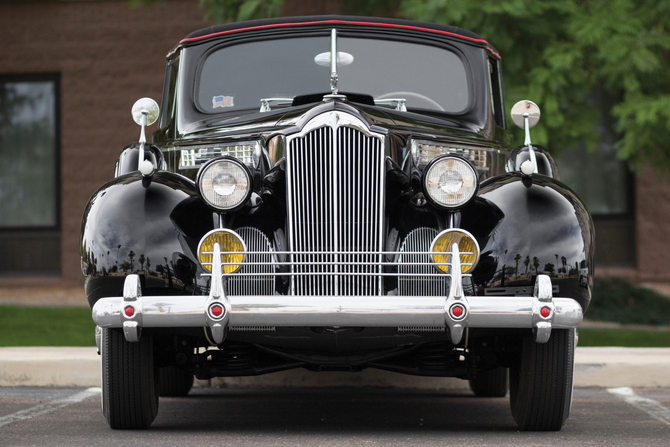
[330,28,339,95]
[324,29,345,102]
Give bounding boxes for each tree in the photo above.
[130,0,282,23]
[128,250,136,272]
[514,253,521,277]
[398,0,670,172]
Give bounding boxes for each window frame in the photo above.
[0,73,61,233]
[0,74,61,276]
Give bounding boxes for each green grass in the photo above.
[578,328,670,347]
[3,276,670,348]
[0,305,96,347]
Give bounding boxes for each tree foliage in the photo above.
[129,0,282,22]
[198,0,282,23]
[131,0,670,171]
[397,0,670,171]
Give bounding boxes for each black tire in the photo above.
[101,328,159,429]
[469,367,508,397]
[510,328,575,431]
[158,366,194,397]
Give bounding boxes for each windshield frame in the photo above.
[174,24,491,136]
[192,32,475,117]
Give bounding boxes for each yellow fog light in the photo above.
[430,229,480,274]
[197,229,246,274]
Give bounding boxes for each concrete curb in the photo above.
[1,347,669,388]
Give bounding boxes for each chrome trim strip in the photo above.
[216,260,467,267]
[229,326,276,332]
[179,143,260,169]
[217,272,457,277]
[219,250,465,256]
[397,327,445,333]
[285,121,295,295]
[376,127,386,295]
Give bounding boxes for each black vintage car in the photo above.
[81,16,593,431]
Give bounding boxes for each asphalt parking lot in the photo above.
[0,386,669,446]
[2,284,670,444]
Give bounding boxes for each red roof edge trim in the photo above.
[171,19,500,59]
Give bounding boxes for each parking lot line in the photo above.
[0,387,101,427]
[608,387,670,426]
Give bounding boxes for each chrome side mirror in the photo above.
[511,100,541,175]
[131,98,160,176]
[132,97,160,127]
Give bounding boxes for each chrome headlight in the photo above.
[423,155,478,208]
[197,157,252,211]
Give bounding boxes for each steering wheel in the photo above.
[376,91,445,111]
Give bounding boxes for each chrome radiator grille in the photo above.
[398,227,448,296]
[227,227,275,296]
[287,119,385,296]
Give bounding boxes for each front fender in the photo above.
[80,171,214,308]
[468,173,594,311]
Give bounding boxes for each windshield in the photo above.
[197,36,470,114]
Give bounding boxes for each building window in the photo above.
[0,75,60,276]
[556,145,634,268]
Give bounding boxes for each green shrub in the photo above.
[588,277,670,326]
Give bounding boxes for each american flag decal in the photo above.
[212,95,234,108]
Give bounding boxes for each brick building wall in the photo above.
[0,0,209,285]
[0,0,667,286]
[636,170,670,282]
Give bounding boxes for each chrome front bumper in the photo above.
[93,291,582,338]
[93,275,582,347]
[93,243,582,346]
